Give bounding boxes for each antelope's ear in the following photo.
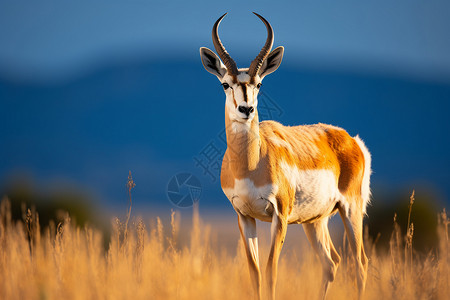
[200,47,227,79]
[259,46,284,79]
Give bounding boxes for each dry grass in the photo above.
[0,195,448,300]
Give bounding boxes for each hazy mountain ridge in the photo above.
[1,58,449,209]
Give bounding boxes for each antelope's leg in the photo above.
[303,218,341,300]
[266,209,288,300]
[339,204,368,299]
[237,212,262,299]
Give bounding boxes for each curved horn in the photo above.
[212,13,239,76]
[248,12,274,77]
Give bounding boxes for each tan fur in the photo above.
[221,119,365,212]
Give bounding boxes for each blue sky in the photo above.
[1,0,449,82]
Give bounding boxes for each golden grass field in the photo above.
[0,193,448,300]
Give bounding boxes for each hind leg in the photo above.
[303,217,341,300]
[339,204,368,299]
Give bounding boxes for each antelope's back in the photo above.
[260,121,367,200]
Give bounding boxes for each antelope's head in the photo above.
[200,13,284,124]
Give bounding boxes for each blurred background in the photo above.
[1,1,449,249]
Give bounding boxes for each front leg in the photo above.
[266,206,288,300]
[237,211,262,300]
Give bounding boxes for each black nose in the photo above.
[238,105,254,117]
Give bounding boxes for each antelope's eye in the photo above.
[257,83,262,89]
[222,83,230,90]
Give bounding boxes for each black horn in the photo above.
[212,13,239,76]
[248,12,274,77]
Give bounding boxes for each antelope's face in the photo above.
[220,71,260,123]
[200,13,284,124]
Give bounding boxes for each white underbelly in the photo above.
[283,165,342,223]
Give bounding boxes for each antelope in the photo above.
[200,13,371,300]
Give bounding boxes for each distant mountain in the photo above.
[1,58,449,212]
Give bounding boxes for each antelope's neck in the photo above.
[224,107,261,177]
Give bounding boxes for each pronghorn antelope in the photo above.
[200,13,371,300]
